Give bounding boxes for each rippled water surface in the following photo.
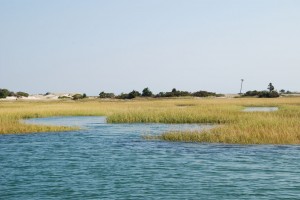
[1,117,300,199]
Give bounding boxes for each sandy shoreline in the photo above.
[0,93,78,101]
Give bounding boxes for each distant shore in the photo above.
[1,93,300,101]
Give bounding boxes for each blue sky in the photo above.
[0,0,299,95]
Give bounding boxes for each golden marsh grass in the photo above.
[0,97,299,144]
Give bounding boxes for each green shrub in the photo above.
[72,94,83,100]
[0,89,10,98]
[128,90,141,99]
[142,87,153,97]
[155,92,166,98]
[8,92,16,97]
[243,88,280,98]
[243,90,260,97]
[99,91,115,98]
[116,93,129,99]
[16,91,29,97]
[115,90,141,99]
[155,88,191,97]
[192,90,217,97]
[258,91,280,98]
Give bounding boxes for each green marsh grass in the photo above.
[0,98,299,144]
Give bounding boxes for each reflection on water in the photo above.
[23,116,213,134]
[1,116,299,200]
[243,107,278,112]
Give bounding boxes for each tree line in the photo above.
[0,89,29,98]
[242,83,282,98]
[0,83,295,100]
[99,88,224,99]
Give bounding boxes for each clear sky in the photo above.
[0,0,299,95]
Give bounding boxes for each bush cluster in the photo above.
[155,88,190,97]
[243,83,280,98]
[16,92,29,97]
[99,92,115,98]
[142,87,153,97]
[72,93,87,100]
[280,89,295,94]
[243,90,280,98]
[193,90,224,97]
[0,89,10,98]
[115,90,141,99]
[0,88,29,98]
[58,96,71,99]
[258,91,280,98]
[99,88,221,99]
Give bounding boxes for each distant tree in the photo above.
[269,91,280,98]
[258,91,268,98]
[82,93,87,98]
[128,90,141,99]
[142,87,153,97]
[258,91,279,98]
[216,93,225,97]
[99,92,105,98]
[286,90,292,94]
[279,89,285,94]
[279,89,294,94]
[115,90,141,99]
[72,94,83,100]
[164,92,175,97]
[268,83,275,92]
[99,91,115,98]
[193,90,217,97]
[172,89,190,97]
[8,91,16,97]
[0,89,10,98]
[155,92,166,98]
[16,91,29,97]
[243,88,280,98]
[116,93,129,99]
[243,90,260,97]
[155,89,190,98]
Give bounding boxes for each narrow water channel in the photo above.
[0,116,299,199]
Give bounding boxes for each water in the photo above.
[243,107,279,112]
[1,117,300,199]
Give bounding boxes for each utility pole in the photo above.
[239,79,244,94]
